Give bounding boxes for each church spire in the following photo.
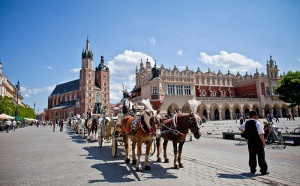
[82,36,93,59]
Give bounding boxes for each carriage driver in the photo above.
[124,95,136,115]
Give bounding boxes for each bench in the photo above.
[282,135,300,146]
[222,132,241,140]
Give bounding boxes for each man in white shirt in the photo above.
[239,111,268,175]
[12,120,16,131]
[6,120,11,133]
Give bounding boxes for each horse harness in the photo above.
[161,115,196,136]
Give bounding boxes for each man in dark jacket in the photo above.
[239,111,269,175]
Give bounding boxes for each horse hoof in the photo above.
[125,158,130,164]
[132,160,137,164]
[157,158,162,162]
[144,165,151,170]
[174,165,179,169]
[136,167,142,172]
[164,159,169,163]
[179,163,184,168]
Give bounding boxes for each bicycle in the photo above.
[265,123,286,149]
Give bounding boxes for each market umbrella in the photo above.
[0,113,14,120]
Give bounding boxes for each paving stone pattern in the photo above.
[0,118,299,186]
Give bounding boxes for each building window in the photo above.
[152,86,157,94]
[266,87,270,95]
[184,85,191,95]
[104,82,106,87]
[104,74,107,79]
[69,94,72,101]
[97,75,99,79]
[202,89,206,96]
[167,85,175,95]
[176,85,183,95]
[231,91,235,97]
[222,90,226,97]
[88,80,91,84]
[273,87,278,95]
[89,74,91,78]
[104,94,106,98]
[212,90,216,97]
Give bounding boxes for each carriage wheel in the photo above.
[112,135,118,157]
[98,128,103,148]
[150,138,156,156]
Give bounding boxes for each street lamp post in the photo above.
[15,81,20,127]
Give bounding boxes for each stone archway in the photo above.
[243,103,251,117]
[221,103,231,120]
[210,104,220,120]
[214,109,219,120]
[198,103,208,120]
[252,103,260,116]
[281,104,289,117]
[182,103,192,113]
[265,103,272,115]
[167,103,179,117]
[233,103,242,119]
[225,109,230,120]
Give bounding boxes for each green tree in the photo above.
[0,96,35,118]
[275,71,300,107]
[0,96,15,115]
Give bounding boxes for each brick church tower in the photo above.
[95,54,110,115]
[79,37,95,115]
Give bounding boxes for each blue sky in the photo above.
[0,0,299,113]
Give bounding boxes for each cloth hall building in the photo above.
[130,55,299,120]
[45,38,110,121]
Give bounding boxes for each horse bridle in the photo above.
[188,116,200,132]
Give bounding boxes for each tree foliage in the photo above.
[0,96,35,118]
[275,71,300,107]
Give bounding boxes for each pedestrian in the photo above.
[53,121,56,132]
[268,114,273,124]
[6,120,11,133]
[275,115,279,123]
[239,110,269,175]
[59,120,63,132]
[240,117,244,125]
[12,119,16,131]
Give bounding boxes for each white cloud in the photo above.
[108,50,154,103]
[298,59,300,62]
[198,51,262,72]
[20,85,55,97]
[70,68,81,73]
[47,66,53,70]
[177,50,183,56]
[149,37,156,45]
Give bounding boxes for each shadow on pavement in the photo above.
[83,145,178,183]
[218,172,259,179]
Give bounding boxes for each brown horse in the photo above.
[156,112,202,169]
[121,109,161,171]
[84,117,98,141]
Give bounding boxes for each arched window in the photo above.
[213,90,216,97]
[231,91,235,97]
[202,89,206,96]
[222,90,226,97]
